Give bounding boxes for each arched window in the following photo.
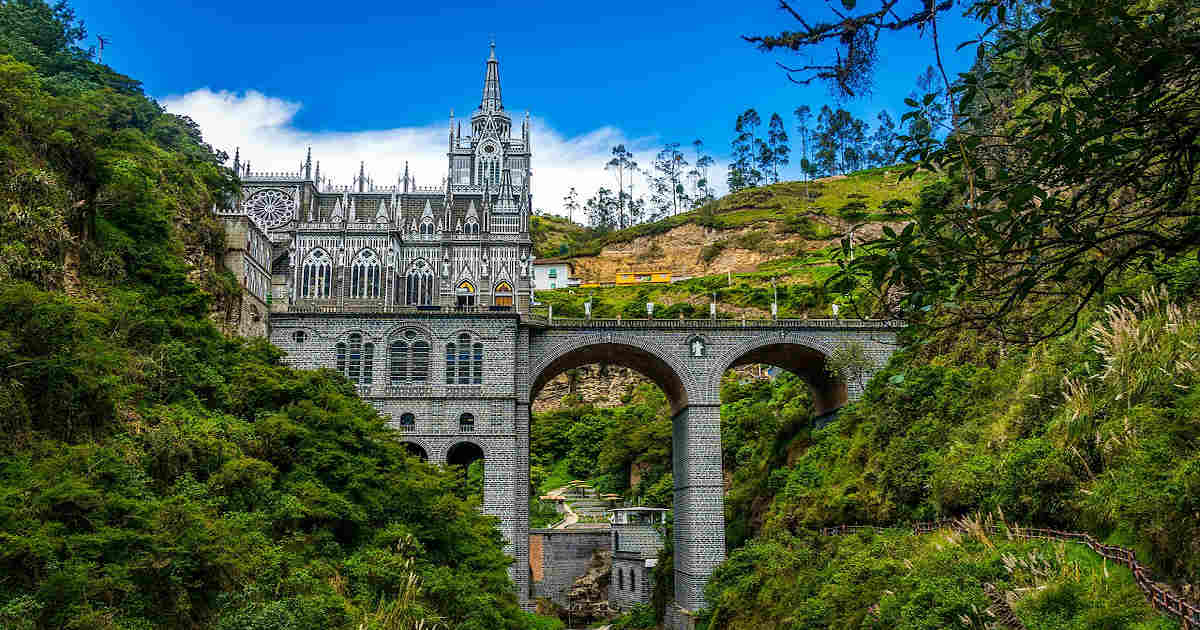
[631,570,637,593]
[459,412,475,432]
[350,249,381,299]
[445,332,483,385]
[477,155,500,187]
[456,280,476,308]
[399,412,415,431]
[389,331,430,384]
[300,249,332,298]
[292,330,307,344]
[493,281,514,308]
[618,568,624,590]
[405,262,434,305]
[464,219,480,234]
[419,219,435,235]
[339,333,373,384]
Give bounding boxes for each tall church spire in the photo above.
[481,41,502,113]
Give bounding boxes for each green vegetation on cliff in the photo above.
[0,3,560,629]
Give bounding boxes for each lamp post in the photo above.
[771,276,778,319]
[646,302,654,319]
[710,291,717,320]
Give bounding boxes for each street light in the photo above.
[771,276,778,319]
[646,302,654,318]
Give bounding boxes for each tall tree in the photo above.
[605,144,637,229]
[794,105,814,195]
[867,110,900,167]
[728,109,763,191]
[765,113,790,183]
[584,187,618,232]
[562,187,580,224]
[688,139,715,206]
[651,142,689,216]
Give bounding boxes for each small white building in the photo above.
[532,257,573,291]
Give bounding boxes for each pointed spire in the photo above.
[358,161,365,192]
[314,161,320,187]
[480,41,502,112]
[232,147,240,173]
[304,147,312,180]
[403,161,410,193]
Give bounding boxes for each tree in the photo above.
[867,110,900,167]
[760,0,1200,340]
[562,187,580,223]
[585,187,618,232]
[729,109,763,191]
[606,144,637,229]
[688,139,715,206]
[794,105,815,195]
[651,142,689,217]
[904,65,947,151]
[765,113,790,184]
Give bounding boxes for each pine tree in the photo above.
[651,143,689,216]
[562,187,580,224]
[689,139,715,206]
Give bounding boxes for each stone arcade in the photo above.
[216,45,899,628]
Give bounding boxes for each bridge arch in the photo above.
[529,333,693,413]
[709,333,848,415]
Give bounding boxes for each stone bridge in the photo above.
[269,311,899,627]
[524,317,898,624]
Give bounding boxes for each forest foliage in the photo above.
[0,2,560,628]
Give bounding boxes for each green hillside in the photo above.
[0,4,559,630]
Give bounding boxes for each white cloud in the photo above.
[162,88,724,223]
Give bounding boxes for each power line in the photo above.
[96,35,111,64]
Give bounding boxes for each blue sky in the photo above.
[73,0,980,214]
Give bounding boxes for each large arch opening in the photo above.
[722,342,847,416]
[531,342,688,413]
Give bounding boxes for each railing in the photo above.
[285,303,519,315]
[820,519,1200,628]
[524,316,902,330]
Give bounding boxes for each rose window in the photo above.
[245,189,293,229]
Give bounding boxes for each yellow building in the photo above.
[614,271,671,285]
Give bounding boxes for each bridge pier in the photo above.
[672,403,726,616]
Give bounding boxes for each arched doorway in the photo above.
[493,281,514,308]
[456,280,476,308]
[447,441,485,501]
[400,441,427,461]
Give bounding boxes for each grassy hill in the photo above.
[530,167,934,320]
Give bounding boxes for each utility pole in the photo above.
[96,35,111,64]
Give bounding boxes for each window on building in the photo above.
[618,568,624,590]
[631,571,637,593]
[477,155,500,187]
[350,249,381,299]
[445,332,483,384]
[464,219,480,234]
[493,281,513,307]
[419,219,435,235]
[406,264,434,305]
[459,412,475,432]
[550,282,556,289]
[292,330,306,344]
[389,331,430,384]
[339,333,373,384]
[548,268,557,278]
[300,249,332,298]
[456,280,476,308]
[399,412,415,431]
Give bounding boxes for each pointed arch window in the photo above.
[477,155,501,187]
[419,219,435,235]
[300,249,332,298]
[338,333,373,384]
[464,218,480,234]
[405,262,434,306]
[445,332,483,385]
[350,249,381,299]
[389,330,430,384]
[493,281,514,308]
[459,412,475,432]
[455,280,476,308]
[398,412,415,431]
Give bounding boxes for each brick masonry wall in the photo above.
[529,528,612,607]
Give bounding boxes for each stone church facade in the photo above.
[215,44,900,628]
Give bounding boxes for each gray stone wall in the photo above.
[610,553,652,611]
[529,528,612,607]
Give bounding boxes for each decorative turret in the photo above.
[304,147,312,180]
[358,161,366,192]
[232,147,240,174]
[376,198,389,224]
